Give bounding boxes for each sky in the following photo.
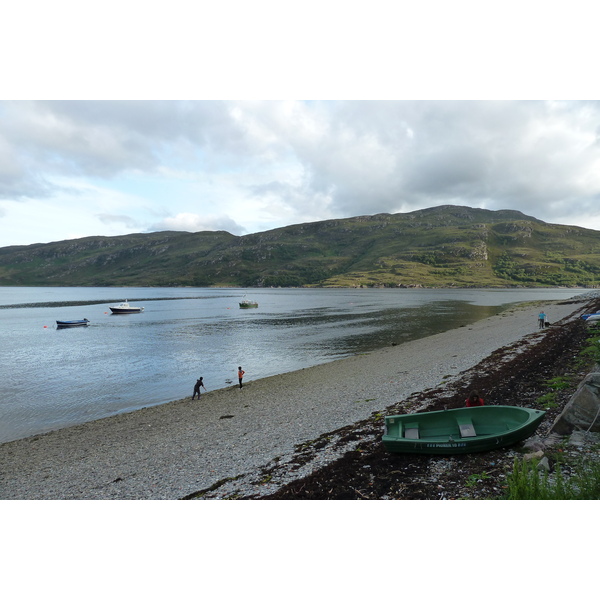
[2,3,600,248]
[3,99,600,248]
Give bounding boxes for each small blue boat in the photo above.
[56,319,90,328]
[582,313,600,322]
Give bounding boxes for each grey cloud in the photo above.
[0,101,246,191]
[314,101,600,220]
[96,214,140,228]
[246,100,600,225]
[3,100,600,231]
[247,181,333,227]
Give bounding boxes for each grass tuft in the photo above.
[505,457,600,500]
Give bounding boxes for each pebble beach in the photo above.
[0,298,586,500]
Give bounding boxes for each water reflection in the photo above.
[0,287,580,443]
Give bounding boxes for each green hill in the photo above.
[2,205,600,288]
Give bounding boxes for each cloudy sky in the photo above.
[2,2,600,248]
[2,99,600,247]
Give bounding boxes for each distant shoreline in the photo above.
[0,283,595,289]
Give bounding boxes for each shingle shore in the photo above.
[0,299,586,500]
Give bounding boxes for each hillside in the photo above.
[2,205,600,287]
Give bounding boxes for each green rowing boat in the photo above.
[382,405,546,455]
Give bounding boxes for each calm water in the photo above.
[0,286,582,443]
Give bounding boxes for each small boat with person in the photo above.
[56,318,90,328]
[382,405,546,455]
[109,300,144,314]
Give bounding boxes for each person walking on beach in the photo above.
[538,311,547,329]
[238,366,245,389]
[192,377,206,399]
[465,390,484,407]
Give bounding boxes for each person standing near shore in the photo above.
[192,377,206,399]
[538,311,547,329]
[238,366,245,389]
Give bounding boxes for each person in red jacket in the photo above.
[238,366,245,389]
[465,390,484,407]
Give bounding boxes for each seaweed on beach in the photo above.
[251,300,599,500]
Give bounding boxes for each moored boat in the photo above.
[56,319,90,328]
[582,313,600,322]
[239,296,258,308]
[109,300,144,314]
[382,405,546,455]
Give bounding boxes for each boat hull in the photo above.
[239,302,258,308]
[109,301,144,314]
[582,313,600,322]
[382,405,546,455]
[56,319,90,328]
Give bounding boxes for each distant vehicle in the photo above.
[382,405,546,455]
[109,300,144,314]
[56,319,90,328]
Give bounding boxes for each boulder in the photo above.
[523,450,544,461]
[521,436,545,452]
[537,456,550,472]
[550,373,600,435]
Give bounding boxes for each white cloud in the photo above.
[96,214,140,228]
[149,213,245,235]
[3,100,600,247]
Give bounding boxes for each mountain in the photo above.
[2,205,600,288]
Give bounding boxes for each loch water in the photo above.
[0,286,582,443]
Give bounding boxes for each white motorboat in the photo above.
[109,300,144,314]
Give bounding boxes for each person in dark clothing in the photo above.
[192,377,206,399]
[238,366,245,389]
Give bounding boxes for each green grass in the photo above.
[465,472,492,488]
[579,327,600,363]
[545,376,572,390]
[505,457,600,500]
[535,375,576,410]
[535,392,559,410]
